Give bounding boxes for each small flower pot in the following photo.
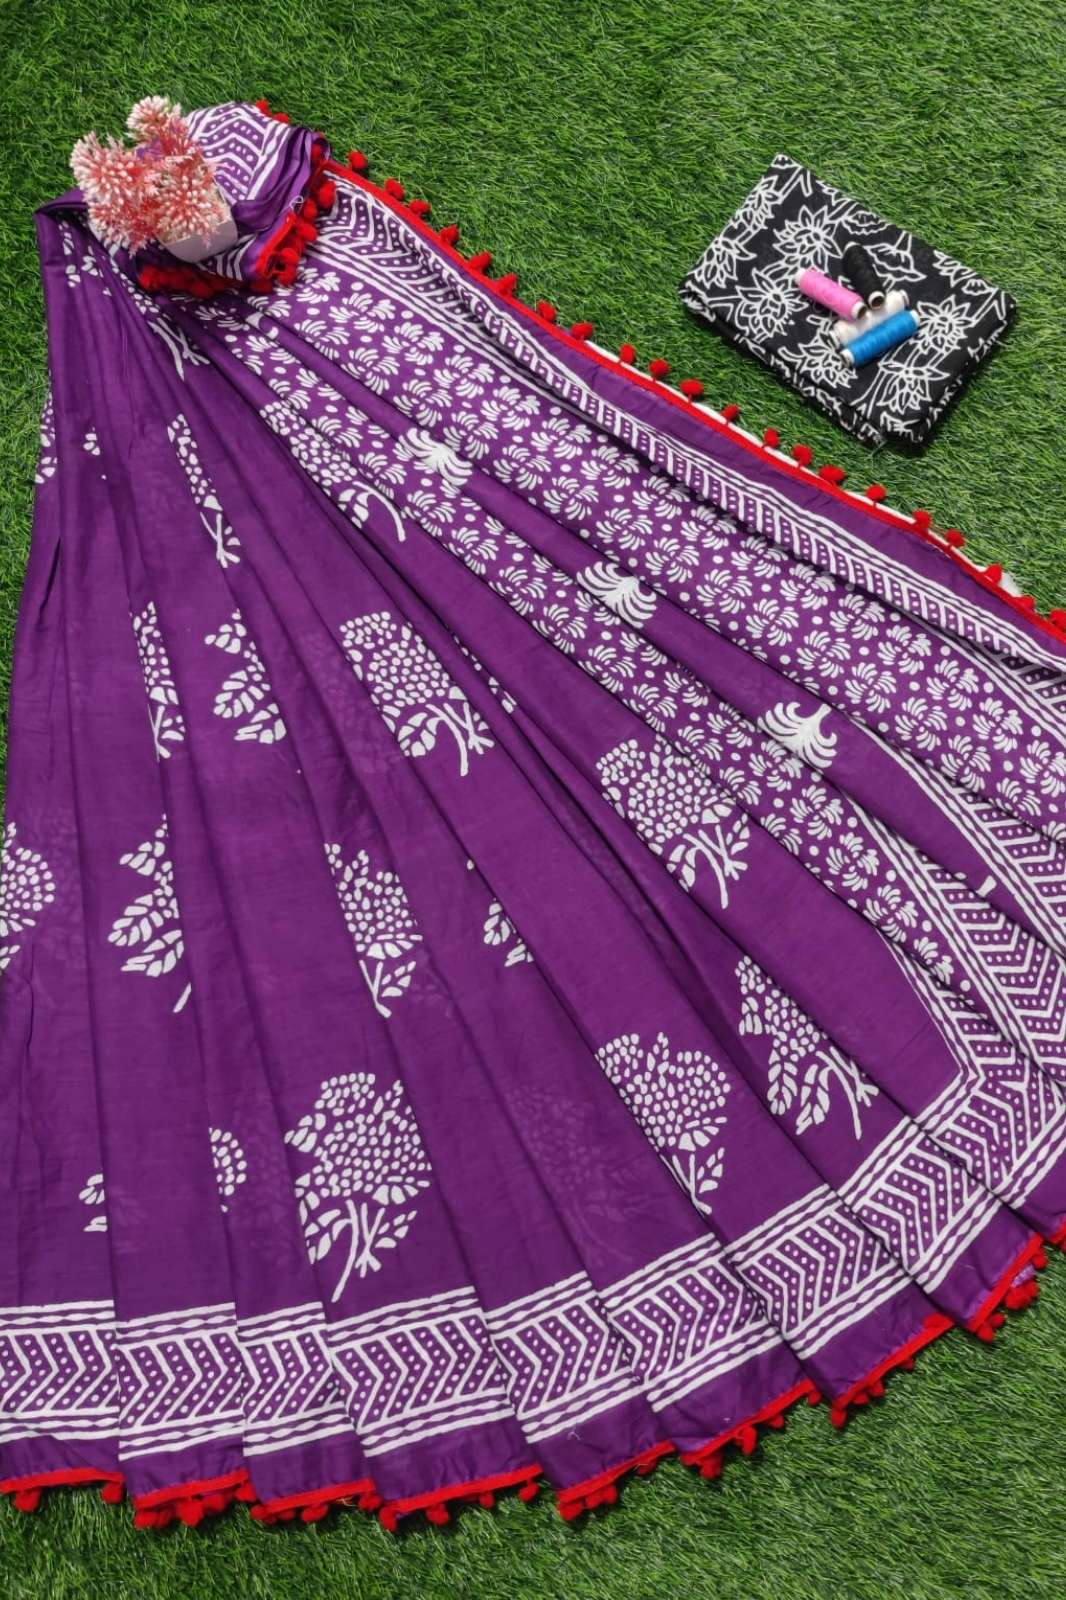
[164,208,238,263]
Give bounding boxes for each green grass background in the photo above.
[1,0,1065,1594]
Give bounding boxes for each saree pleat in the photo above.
[4,103,1066,1524]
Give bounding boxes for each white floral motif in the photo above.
[79,1173,107,1232]
[760,703,837,771]
[577,562,658,628]
[340,612,493,777]
[596,1031,730,1212]
[0,822,57,972]
[396,427,473,493]
[107,820,189,1008]
[598,736,750,908]
[285,1073,431,1300]
[736,957,877,1139]
[209,1128,247,1211]
[204,614,287,744]
[132,602,186,760]
[326,843,421,1018]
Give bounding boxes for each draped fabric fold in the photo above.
[4,101,1066,1527]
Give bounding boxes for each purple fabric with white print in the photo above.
[5,101,1066,1518]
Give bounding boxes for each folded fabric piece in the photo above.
[135,100,332,294]
[4,104,1066,1535]
[681,153,1017,447]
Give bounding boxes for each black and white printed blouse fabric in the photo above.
[681,154,1016,447]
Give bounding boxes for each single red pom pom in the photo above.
[177,1499,205,1527]
[278,246,300,266]
[101,1480,125,1505]
[768,1413,786,1429]
[384,177,406,200]
[808,1389,823,1406]
[273,112,291,124]
[984,563,1003,582]
[943,527,965,547]
[235,1482,258,1503]
[518,1481,541,1502]
[648,358,671,379]
[869,1378,886,1399]
[600,1484,619,1505]
[571,320,594,339]
[469,250,493,272]
[699,1453,723,1479]
[736,1423,759,1454]
[791,444,814,467]
[438,223,460,245]
[295,219,318,243]
[133,1507,160,1529]
[1018,594,1037,609]
[477,1491,495,1508]
[14,1488,42,1513]
[865,483,887,502]
[559,1499,583,1521]
[830,1405,849,1428]
[315,178,337,208]
[277,266,298,286]
[496,271,519,295]
[763,427,781,448]
[1050,609,1066,630]
[301,1504,329,1522]
[722,402,741,422]
[348,150,369,171]
[1035,1247,1049,1269]
[535,300,557,322]
[300,199,318,221]
[255,99,271,113]
[819,464,847,484]
[426,1504,451,1526]
[912,508,932,531]
[619,342,636,363]
[902,1356,916,1372]
[379,1506,400,1532]
[680,378,705,399]
[408,198,432,217]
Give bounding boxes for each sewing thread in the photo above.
[828,289,910,349]
[841,308,919,368]
[842,242,886,309]
[795,267,865,321]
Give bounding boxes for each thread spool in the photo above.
[842,242,886,309]
[841,308,919,368]
[796,266,865,321]
[828,290,910,349]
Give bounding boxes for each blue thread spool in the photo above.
[828,289,909,350]
[841,308,919,368]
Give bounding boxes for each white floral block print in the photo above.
[597,736,750,908]
[79,1173,107,1233]
[167,413,241,566]
[326,843,422,1018]
[204,613,287,744]
[759,702,837,771]
[132,602,186,761]
[210,1128,247,1212]
[0,822,57,972]
[596,1031,730,1213]
[285,1073,432,1301]
[108,820,188,1007]
[736,956,877,1140]
[340,611,494,777]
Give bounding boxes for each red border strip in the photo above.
[322,154,1066,648]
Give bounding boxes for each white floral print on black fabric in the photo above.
[681,154,1016,447]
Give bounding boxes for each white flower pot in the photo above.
[164,209,238,263]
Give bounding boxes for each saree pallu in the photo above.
[4,101,1066,1530]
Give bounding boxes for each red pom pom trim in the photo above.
[619,342,636,364]
[571,321,594,339]
[679,378,705,399]
[648,358,671,379]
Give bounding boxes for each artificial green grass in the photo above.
[1,0,1065,1594]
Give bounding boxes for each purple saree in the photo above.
[4,100,1066,1530]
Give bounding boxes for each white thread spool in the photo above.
[826,289,909,350]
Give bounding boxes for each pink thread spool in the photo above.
[796,267,865,321]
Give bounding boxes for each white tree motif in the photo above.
[340,611,493,777]
[204,613,287,744]
[0,822,57,972]
[759,702,837,771]
[284,1072,432,1301]
[326,843,422,1017]
[577,561,658,628]
[108,820,189,1010]
[132,602,186,761]
[596,1031,730,1212]
[210,1127,247,1212]
[167,413,241,566]
[736,956,877,1140]
[79,1173,107,1233]
[483,901,532,966]
[598,736,750,907]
